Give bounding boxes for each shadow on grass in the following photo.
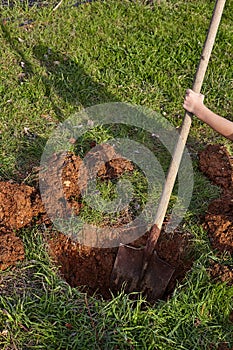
[1,22,117,181]
[32,44,117,119]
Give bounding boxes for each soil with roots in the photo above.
[0,144,233,300]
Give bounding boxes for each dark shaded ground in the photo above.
[0,144,232,301]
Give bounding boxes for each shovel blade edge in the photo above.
[110,245,144,293]
[110,245,175,301]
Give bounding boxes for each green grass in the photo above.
[0,0,233,349]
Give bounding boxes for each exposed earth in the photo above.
[199,145,233,286]
[0,144,233,301]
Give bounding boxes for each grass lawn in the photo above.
[0,0,233,349]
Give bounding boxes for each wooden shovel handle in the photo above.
[145,0,226,258]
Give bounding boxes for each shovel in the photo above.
[111,0,226,301]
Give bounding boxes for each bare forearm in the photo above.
[195,105,233,141]
[183,89,233,141]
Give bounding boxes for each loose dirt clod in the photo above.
[0,181,44,231]
[199,144,233,190]
[199,144,233,285]
[205,194,233,254]
[40,146,134,220]
[208,261,233,286]
[0,181,45,270]
[0,233,25,270]
[200,145,233,254]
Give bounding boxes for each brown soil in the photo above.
[217,345,233,350]
[0,233,25,270]
[47,227,193,300]
[208,262,233,286]
[210,343,233,350]
[0,181,44,269]
[1,143,232,300]
[48,232,117,299]
[154,229,193,296]
[205,193,233,255]
[0,181,44,232]
[199,144,233,190]
[39,146,134,223]
[199,144,233,285]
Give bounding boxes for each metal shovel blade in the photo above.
[111,244,175,301]
[140,250,175,301]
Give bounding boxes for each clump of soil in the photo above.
[0,233,25,270]
[205,194,233,254]
[0,181,45,270]
[40,145,134,222]
[208,262,233,286]
[199,144,233,189]
[62,148,134,218]
[199,144,233,285]
[0,181,44,232]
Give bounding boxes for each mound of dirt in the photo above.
[0,181,44,232]
[199,144,233,190]
[208,262,233,286]
[0,233,25,270]
[199,145,233,252]
[199,144,233,285]
[0,181,45,270]
[205,194,233,254]
[39,145,134,221]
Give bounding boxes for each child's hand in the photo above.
[183,89,204,115]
